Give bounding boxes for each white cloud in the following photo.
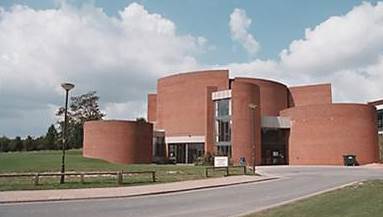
[226,2,383,103]
[229,8,260,56]
[0,2,205,136]
[280,2,383,75]
[103,101,147,120]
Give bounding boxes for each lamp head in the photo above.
[61,83,75,91]
[248,104,257,109]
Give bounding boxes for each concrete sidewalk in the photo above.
[0,175,277,203]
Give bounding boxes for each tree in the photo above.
[136,117,147,123]
[9,136,23,152]
[56,91,105,149]
[34,136,46,150]
[0,136,10,152]
[24,135,35,151]
[44,124,59,150]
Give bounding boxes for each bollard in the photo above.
[152,171,156,182]
[243,166,247,175]
[226,167,229,176]
[205,168,209,177]
[34,173,39,185]
[117,171,123,185]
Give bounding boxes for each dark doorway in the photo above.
[261,129,289,165]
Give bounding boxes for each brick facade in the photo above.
[83,70,380,166]
[83,120,152,164]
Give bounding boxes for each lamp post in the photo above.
[60,82,75,184]
[248,104,257,174]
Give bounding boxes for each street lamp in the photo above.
[248,104,257,174]
[60,82,75,184]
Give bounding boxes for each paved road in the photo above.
[1,166,382,217]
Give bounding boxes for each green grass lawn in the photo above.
[246,180,383,217]
[0,149,246,191]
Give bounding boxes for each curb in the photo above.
[0,176,279,204]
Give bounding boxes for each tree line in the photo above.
[0,91,105,153]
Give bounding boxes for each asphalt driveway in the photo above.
[1,166,382,217]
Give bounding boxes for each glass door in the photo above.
[187,143,204,163]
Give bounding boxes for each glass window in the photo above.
[217,120,231,142]
[378,109,383,131]
[187,143,204,164]
[217,146,232,157]
[215,99,231,143]
[215,99,232,156]
[216,99,230,117]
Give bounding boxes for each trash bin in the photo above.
[343,155,357,166]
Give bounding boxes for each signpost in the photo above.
[205,157,246,177]
[214,156,228,167]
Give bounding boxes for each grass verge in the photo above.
[245,180,383,217]
[0,149,247,191]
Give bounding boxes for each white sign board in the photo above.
[214,156,228,167]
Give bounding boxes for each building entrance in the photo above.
[168,143,204,164]
[261,129,289,165]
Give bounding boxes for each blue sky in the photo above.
[1,0,383,137]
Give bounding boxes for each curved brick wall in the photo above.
[280,104,379,165]
[231,80,262,165]
[234,78,289,116]
[83,120,153,164]
[156,70,229,136]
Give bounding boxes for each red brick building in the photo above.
[83,120,153,164]
[84,69,380,165]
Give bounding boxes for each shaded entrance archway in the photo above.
[261,129,289,165]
